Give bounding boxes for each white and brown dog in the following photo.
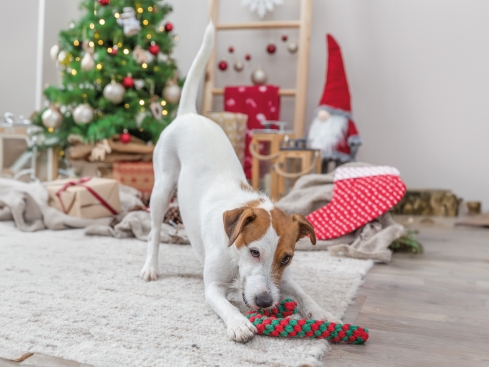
[140,22,341,342]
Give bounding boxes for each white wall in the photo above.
[1,0,488,210]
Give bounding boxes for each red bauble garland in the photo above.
[218,60,228,71]
[267,43,277,54]
[122,76,134,88]
[245,54,252,61]
[164,22,174,32]
[120,130,131,144]
[148,43,160,55]
[228,46,234,53]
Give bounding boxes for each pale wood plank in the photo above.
[216,20,301,30]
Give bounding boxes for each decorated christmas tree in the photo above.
[34,0,181,149]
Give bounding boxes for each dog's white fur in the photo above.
[140,22,341,342]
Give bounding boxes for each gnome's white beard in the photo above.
[307,114,348,155]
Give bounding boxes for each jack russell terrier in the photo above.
[140,22,341,342]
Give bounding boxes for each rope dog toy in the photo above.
[245,298,369,344]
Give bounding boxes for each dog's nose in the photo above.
[255,293,273,308]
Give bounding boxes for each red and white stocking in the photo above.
[307,166,406,240]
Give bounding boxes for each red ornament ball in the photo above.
[122,76,134,88]
[228,46,234,54]
[245,54,252,61]
[98,0,110,5]
[110,46,118,55]
[267,43,276,54]
[120,130,131,144]
[218,60,228,71]
[281,34,288,42]
[164,22,174,32]
[148,43,160,55]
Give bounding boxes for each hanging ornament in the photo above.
[251,66,268,85]
[103,81,125,104]
[266,43,277,54]
[109,45,119,55]
[241,0,284,19]
[41,106,63,130]
[218,59,228,71]
[132,45,149,64]
[50,45,60,62]
[57,50,70,66]
[163,77,181,104]
[164,22,174,32]
[287,41,299,54]
[245,54,252,61]
[228,46,235,54]
[98,0,110,5]
[73,104,94,124]
[234,60,244,72]
[120,129,131,144]
[81,52,95,71]
[281,34,288,42]
[82,40,95,54]
[123,75,135,88]
[148,42,160,55]
[150,96,163,120]
[134,79,145,90]
[116,7,141,37]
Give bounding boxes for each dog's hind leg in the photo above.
[140,148,178,281]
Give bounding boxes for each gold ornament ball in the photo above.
[103,81,126,104]
[287,41,299,54]
[234,60,245,72]
[163,83,182,104]
[251,66,268,85]
[41,107,63,129]
[73,104,94,124]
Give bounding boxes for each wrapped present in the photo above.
[112,162,154,194]
[46,177,121,219]
[205,112,248,166]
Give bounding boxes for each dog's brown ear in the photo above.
[223,207,256,247]
[291,214,316,245]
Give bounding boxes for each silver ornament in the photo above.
[81,52,95,71]
[41,107,63,129]
[57,50,67,63]
[251,66,268,85]
[103,81,126,104]
[163,83,181,104]
[234,60,245,72]
[50,45,59,62]
[73,104,94,124]
[287,41,299,54]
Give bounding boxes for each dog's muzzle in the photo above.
[255,292,273,308]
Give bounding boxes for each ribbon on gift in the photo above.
[55,177,118,215]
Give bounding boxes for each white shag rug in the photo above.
[0,222,372,367]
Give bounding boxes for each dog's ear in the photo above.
[223,207,256,247]
[291,214,316,245]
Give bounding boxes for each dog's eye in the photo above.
[280,255,292,266]
[250,249,260,258]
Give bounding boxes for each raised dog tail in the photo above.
[177,21,215,116]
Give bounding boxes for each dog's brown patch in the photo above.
[240,181,255,192]
[223,199,269,247]
[270,208,316,283]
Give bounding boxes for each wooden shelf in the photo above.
[212,88,296,97]
[216,21,301,30]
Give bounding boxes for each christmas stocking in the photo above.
[307,166,406,240]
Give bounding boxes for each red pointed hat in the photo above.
[319,34,351,115]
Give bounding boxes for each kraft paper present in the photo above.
[46,177,121,219]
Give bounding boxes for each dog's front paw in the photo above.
[227,316,256,343]
[304,306,342,324]
[140,262,159,281]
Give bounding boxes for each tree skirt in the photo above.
[0,222,373,367]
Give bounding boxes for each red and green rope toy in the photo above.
[245,298,369,344]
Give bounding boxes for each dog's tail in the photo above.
[177,21,215,116]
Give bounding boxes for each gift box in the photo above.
[205,112,248,166]
[46,177,121,219]
[112,162,154,194]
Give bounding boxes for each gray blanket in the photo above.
[277,163,406,262]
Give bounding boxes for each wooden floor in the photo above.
[2,219,488,367]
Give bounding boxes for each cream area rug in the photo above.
[0,222,373,367]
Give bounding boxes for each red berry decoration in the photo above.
[267,43,276,54]
[98,0,110,5]
[218,60,228,71]
[122,76,134,88]
[148,43,160,55]
[120,130,131,144]
[245,54,252,61]
[164,22,173,32]
[228,46,234,53]
[281,34,288,42]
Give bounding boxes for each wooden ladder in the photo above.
[202,0,313,137]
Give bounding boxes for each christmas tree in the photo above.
[34,0,181,148]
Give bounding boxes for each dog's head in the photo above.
[223,201,316,309]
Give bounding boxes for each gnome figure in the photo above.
[308,34,361,173]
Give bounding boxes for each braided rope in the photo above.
[245,299,369,344]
